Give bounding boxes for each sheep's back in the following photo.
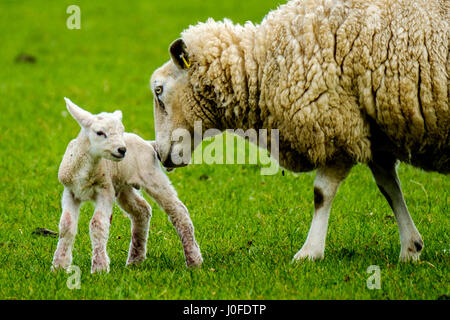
[356,0,449,172]
[256,0,449,172]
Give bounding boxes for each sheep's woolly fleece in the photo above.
[179,0,449,173]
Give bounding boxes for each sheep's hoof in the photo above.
[292,249,324,263]
[399,238,423,262]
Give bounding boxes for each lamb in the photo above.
[149,0,449,263]
[52,98,203,273]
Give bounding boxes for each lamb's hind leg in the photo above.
[117,187,152,266]
[52,188,81,270]
[293,162,353,262]
[369,154,423,262]
[143,168,203,267]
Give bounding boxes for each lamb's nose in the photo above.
[118,147,127,156]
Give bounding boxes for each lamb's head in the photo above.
[64,98,127,161]
[150,39,197,169]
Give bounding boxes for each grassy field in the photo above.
[0,0,448,300]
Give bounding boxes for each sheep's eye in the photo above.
[96,131,107,138]
[155,86,163,95]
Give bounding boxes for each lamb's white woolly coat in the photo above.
[53,101,203,273]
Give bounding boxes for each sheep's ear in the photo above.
[64,97,94,128]
[170,39,191,70]
[113,110,123,121]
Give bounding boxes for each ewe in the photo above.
[52,98,202,273]
[150,0,448,263]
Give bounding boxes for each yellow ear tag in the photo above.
[180,53,191,69]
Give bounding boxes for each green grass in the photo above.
[0,0,448,300]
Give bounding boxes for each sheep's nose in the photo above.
[118,147,127,156]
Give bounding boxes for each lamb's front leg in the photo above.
[369,153,423,262]
[293,162,353,262]
[144,169,203,267]
[90,193,114,273]
[52,188,81,270]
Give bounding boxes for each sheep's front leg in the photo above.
[90,193,114,273]
[117,187,152,266]
[144,169,203,267]
[369,154,423,262]
[293,163,353,262]
[52,188,81,270]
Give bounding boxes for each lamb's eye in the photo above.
[155,86,163,95]
[96,131,107,138]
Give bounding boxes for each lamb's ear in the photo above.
[169,39,191,70]
[64,97,94,128]
[113,110,123,121]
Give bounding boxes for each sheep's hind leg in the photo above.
[117,187,152,266]
[293,162,353,262]
[369,154,423,262]
[143,168,203,267]
[52,188,81,270]
[90,194,114,273]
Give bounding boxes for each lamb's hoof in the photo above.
[399,238,424,263]
[51,264,68,273]
[292,249,324,263]
[52,258,71,272]
[91,264,110,274]
[126,255,146,267]
[186,253,203,268]
[91,256,110,273]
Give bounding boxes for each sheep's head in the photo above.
[150,39,197,170]
[64,98,127,161]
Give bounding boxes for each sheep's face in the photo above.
[64,98,127,162]
[151,59,194,169]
